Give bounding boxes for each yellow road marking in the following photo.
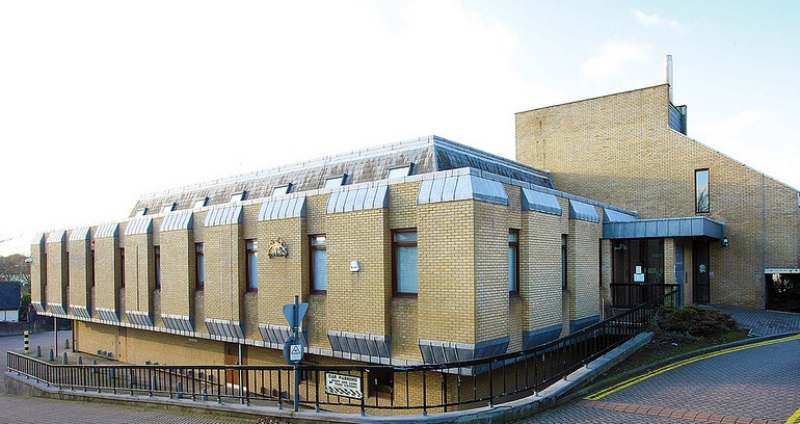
[585,334,800,401]
[787,406,800,424]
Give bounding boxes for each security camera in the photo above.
[24,257,32,264]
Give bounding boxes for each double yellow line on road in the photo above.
[585,333,800,402]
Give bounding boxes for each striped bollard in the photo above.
[24,331,29,354]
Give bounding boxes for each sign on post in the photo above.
[282,302,309,329]
[325,373,363,399]
[283,335,305,364]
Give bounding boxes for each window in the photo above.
[161,203,176,214]
[246,240,258,292]
[194,197,208,209]
[119,248,125,288]
[393,230,418,296]
[195,243,204,291]
[272,184,292,197]
[135,208,148,217]
[695,169,710,213]
[230,191,246,202]
[90,249,96,288]
[154,246,161,290]
[508,230,519,294]
[324,174,346,188]
[387,164,413,179]
[310,235,327,293]
[561,235,568,291]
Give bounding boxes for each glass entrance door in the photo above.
[692,240,710,303]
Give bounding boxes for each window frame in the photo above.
[324,174,347,188]
[195,243,204,291]
[309,235,327,294]
[392,229,418,298]
[695,168,710,213]
[154,245,161,290]
[508,230,520,295]
[272,184,292,197]
[119,248,125,289]
[245,239,258,293]
[387,164,414,179]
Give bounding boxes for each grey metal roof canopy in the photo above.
[603,216,725,240]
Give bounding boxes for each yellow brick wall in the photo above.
[567,218,601,321]
[159,228,193,318]
[203,224,244,322]
[123,233,154,314]
[30,240,46,306]
[92,235,120,311]
[327,208,391,335]
[45,239,67,308]
[516,83,800,308]
[418,200,476,344]
[68,239,91,309]
[521,211,564,331]
[473,201,511,342]
[255,217,305,326]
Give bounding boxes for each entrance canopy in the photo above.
[603,216,725,240]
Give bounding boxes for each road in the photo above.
[0,330,259,424]
[516,334,800,424]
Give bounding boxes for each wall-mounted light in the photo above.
[721,238,729,247]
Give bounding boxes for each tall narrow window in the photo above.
[310,235,327,293]
[246,240,258,292]
[90,249,96,288]
[154,246,161,290]
[509,230,520,294]
[561,235,568,291]
[195,243,204,291]
[119,248,125,288]
[393,230,418,296]
[695,169,710,213]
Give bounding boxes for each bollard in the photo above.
[77,356,83,365]
[176,381,183,399]
[202,388,208,401]
[62,352,68,364]
[36,346,41,358]
[109,368,115,379]
[49,349,54,361]
[65,339,70,350]
[24,331,29,354]
[150,375,158,395]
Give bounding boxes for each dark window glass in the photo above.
[195,243,204,291]
[246,240,258,292]
[310,236,327,293]
[695,169,710,213]
[393,230,418,296]
[509,230,519,293]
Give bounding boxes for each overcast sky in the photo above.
[1,1,798,256]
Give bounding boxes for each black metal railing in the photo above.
[7,289,677,416]
[611,283,680,308]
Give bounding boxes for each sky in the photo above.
[1,1,798,256]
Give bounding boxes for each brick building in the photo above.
[515,71,800,310]
[30,136,629,391]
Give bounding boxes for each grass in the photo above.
[610,329,749,374]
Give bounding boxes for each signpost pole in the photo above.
[293,295,300,413]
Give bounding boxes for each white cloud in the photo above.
[580,42,649,80]
[632,9,682,30]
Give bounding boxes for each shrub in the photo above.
[656,306,738,336]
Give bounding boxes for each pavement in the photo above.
[2,305,799,423]
[513,306,800,424]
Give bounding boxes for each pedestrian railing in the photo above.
[611,283,681,308]
[7,288,677,416]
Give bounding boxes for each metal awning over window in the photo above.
[604,216,725,240]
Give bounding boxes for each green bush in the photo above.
[656,306,738,336]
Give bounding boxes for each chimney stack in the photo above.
[665,55,673,102]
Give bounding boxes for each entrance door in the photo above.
[224,343,247,387]
[693,241,710,303]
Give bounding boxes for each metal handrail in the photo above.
[7,289,677,416]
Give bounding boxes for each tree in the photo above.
[0,254,30,284]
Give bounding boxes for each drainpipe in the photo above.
[761,173,767,309]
